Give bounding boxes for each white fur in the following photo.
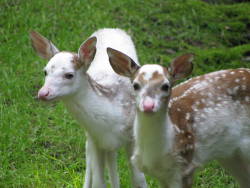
[35,29,146,188]
[88,28,139,84]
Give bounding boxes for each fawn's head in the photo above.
[107,48,193,113]
[30,31,97,101]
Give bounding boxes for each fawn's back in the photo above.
[170,68,250,163]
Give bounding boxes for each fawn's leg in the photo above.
[125,143,147,188]
[106,151,120,188]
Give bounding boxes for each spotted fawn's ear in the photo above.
[30,31,59,60]
[169,53,194,82]
[78,37,97,70]
[107,47,140,78]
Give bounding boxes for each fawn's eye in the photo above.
[44,70,47,76]
[161,83,169,92]
[64,73,74,79]
[133,82,141,91]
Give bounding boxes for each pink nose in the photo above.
[143,98,155,112]
[38,88,50,100]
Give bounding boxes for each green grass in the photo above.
[1,0,250,187]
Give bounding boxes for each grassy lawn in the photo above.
[1,0,250,187]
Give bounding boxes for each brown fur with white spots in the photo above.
[107,47,250,188]
[170,68,250,163]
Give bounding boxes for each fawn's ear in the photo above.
[107,47,140,78]
[30,31,59,60]
[169,53,194,82]
[78,37,97,70]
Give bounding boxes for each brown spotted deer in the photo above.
[107,48,250,188]
[30,29,147,188]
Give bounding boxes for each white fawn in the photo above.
[107,47,250,188]
[30,29,147,188]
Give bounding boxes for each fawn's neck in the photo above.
[135,109,175,160]
[63,73,97,123]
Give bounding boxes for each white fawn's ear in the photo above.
[30,31,59,60]
[78,37,97,70]
[107,47,140,78]
[169,53,194,82]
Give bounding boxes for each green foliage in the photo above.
[194,44,250,75]
[1,0,249,187]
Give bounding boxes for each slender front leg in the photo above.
[106,151,120,188]
[168,171,183,188]
[126,143,147,188]
[167,181,182,188]
[88,136,106,188]
[160,175,184,188]
[181,162,197,188]
[182,173,194,188]
[83,138,92,188]
[159,182,169,188]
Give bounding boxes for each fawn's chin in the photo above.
[143,110,154,114]
[141,107,163,115]
[139,108,156,114]
[38,96,59,102]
